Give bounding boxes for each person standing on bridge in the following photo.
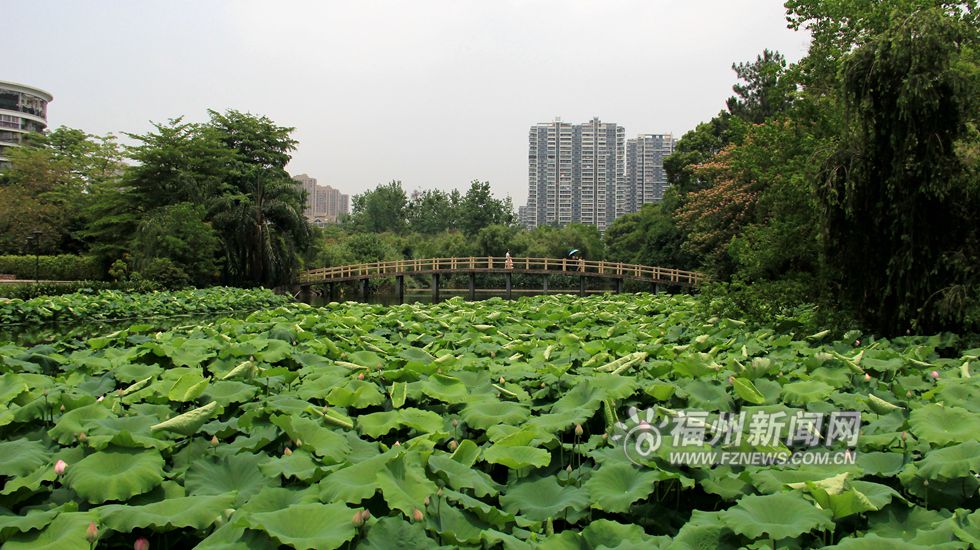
[505,251,514,270]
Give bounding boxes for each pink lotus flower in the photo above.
[930,370,940,379]
[134,537,150,550]
[864,373,871,382]
[86,521,98,543]
[54,459,67,476]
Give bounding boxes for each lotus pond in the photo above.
[0,293,977,548]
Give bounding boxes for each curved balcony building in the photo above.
[0,80,53,164]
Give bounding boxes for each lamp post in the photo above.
[31,230,41,283]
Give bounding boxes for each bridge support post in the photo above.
[651,283,663,294]
[505,272,512,300]
[614,278,623,294]
[431,273,440,302]
[579,276,586,297]
[360,279,370,302]
[468,272,476,300]
[396,275,404,304]
[542,275,549,293]
[328,282,337,302]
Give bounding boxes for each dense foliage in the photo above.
[0,293,977,548]
[0,288,290,326]
[0,256,104,282]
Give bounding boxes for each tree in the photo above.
[131,202,221,287]
[605,196,695,269]
[818,8,980,333]
[726,49,795,124]
[408,189,455,234]
[457,180,514,236]
[347,181,409,233]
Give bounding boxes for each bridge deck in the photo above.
[299,257,703,287]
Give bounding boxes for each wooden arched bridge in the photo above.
[298,257,703,303]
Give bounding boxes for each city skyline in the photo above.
[3,1,810,204]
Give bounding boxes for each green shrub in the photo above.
[0,255,105,281]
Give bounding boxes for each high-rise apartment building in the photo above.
[525,118,624,232]
[0,80,52,165]
[622,134,675,216]
[292,173,349,226]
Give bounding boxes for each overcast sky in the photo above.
[6,1,809,204]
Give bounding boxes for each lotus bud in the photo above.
[358,372,365,380]
[602,433,608,439]
[901,431,907,441]
[930,370,940,379]
[574,424,584,437]
[448,440,458,451]
[295,439,303,448]
[906,390,912,397]
[436,488,443,497]
[423,496,430,506]
[60,404,65,412]
[86,522,98,544]
[322,405,330,413]
[352,511,365,527]
[922,479,929,487]
[54,459,67,476]
[283,447,292,456]
[864,373,871,382]
[77,432,87,443]
[135,537,150,550]
[412,508,424,522]
[566,464,572,473]
[210,435,219,446]
[540,382,546,388]
[854,339,861,346]
[393,441,401,447]
[97,395,105,402]
[451,419,459,428]
[361,509,371,521]
[499,376,505,384]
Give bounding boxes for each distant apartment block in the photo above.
[622,134,674,216]
[525,117,624,232]
[0,80,52,165]
[292,173,349,226]
[523,118,673,231]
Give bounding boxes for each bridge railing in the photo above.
[299,257,703,286]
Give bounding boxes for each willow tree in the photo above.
[819,9,979,334]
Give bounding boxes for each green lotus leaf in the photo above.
[241,486,319,514]
[825,533,930,549]
[377,451,438,516]
[584,462,660,513]
[348,350,383,369]
[951,508,979,547]
[679,379,733,411]
[47,403,115,444]
[389,381,408,408]
[426,496,485,545]
[2,511,97,550]
[63,448,165,503]
[357,516,434,550]
[168,371,210,402]
[671,510,735,549]
[357,408,444,438]
[720,492,834,540]
[450,439,481,467]
[271,414,351,463]
[915,440,980,479]
[247,502,357,550]
[194,520,280,550]
[0,461,57,497]
[85,415,172,451]
[909,404,980,445]
[419,373,469,404]
[731,377,766,405]
[185,452,278,505]
[696,467,754,500]
[0,438,51,476]
[581,519,667,548]
[500,476,589,522]
[318,450,395,503]
[259,449,320,481]
[428,453,500,497]
[325,379,385,409]
[461,398,530,430]
[166,338,219,368]
[867,505,952,542]
[442,488,518,528]
[0,504,71,540]
[202,380,258,406]
[781,380,834,405]
[483,444,551,469]
[857,451,906,476]
[937,381,980,413]
[96,494,236,531]
[150,401,219,436]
